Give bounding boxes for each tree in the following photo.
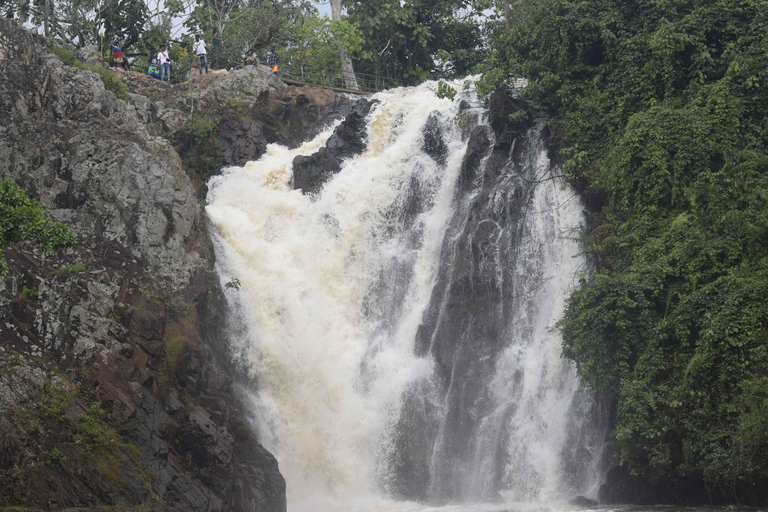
[346,0,489,84]
[184,0,308,69]
[0,181,76,276]
[270,10,365,86]
[101,0,148,48]
[329,0,357,89]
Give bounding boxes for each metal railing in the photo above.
[263,60,398,93]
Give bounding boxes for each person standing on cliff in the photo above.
[111,32,127,69]
[147,49,159,79]
[267,46,280,73]
[158,45,170,83]
[193,35,208,74]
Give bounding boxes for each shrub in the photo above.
[0,180,76,275]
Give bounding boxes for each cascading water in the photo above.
[206,80,607,511]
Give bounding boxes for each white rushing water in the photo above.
[206,80,599,511]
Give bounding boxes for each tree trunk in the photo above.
[330,0,359,90]
[44,0,50,37]
[504,1,512,30]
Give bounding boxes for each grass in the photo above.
[47,45,130,102]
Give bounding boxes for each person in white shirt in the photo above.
[157,45,170,83]
[193,35,208,74]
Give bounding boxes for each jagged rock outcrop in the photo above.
[116,65,358,198]
[0,18,291,512]
[291,98,376,193]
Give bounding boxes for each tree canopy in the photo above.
[346,0,491,84]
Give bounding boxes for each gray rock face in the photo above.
[75,44,101,67]
[218,116,268,168]
[212,65,286,96]
[0,17,285,512]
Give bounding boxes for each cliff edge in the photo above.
[0,18,352,512]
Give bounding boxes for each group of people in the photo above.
[112,31,280,84]
[146,34,209,83]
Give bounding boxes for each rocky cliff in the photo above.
[0,18,355,511]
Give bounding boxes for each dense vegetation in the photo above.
[479,0,768,501]
[0,180,76,275]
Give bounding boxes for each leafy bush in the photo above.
[21,286,38,300]
[0,180,76,275]
[37,380,74,420]
[47,45,130,101]
[78,403,118,448]
[191,117,218,139]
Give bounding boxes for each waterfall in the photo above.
[206,80,606,511]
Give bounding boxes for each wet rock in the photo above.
[422,111,448,166]
[457,125,492,193]
[292,98,376,193]
[597,465,675,505]
[570,495,599,507]
[218,114,267,167]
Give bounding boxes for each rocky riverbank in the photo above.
[0,18,357,511]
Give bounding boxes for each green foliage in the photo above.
[191,117,218,139]
[347,0,490,84]
[484,0,768,498]
[560,275,659,389]
[436,81,457,101]
[78,403,118,448]
[0,180,76,276]
[275,13,366,77]
[37,380,75,420]
[101,0,149,48]
[184,0,307,70]
[48,448,68,465]
[47,45,130,101]
[21,286,38,300]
